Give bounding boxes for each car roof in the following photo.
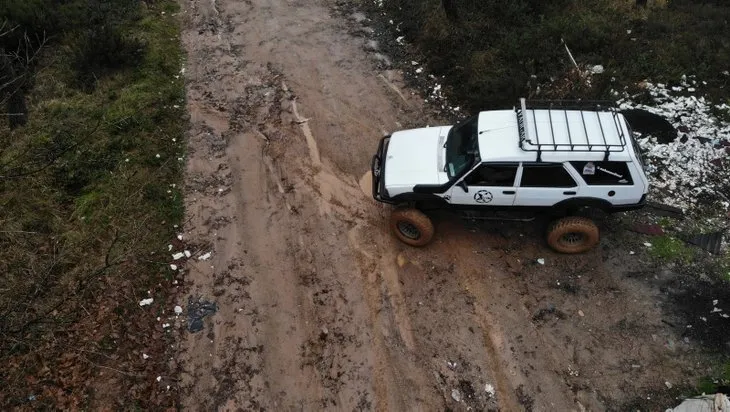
[477,109,635,163]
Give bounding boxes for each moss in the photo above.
[696,360,730,394]
[648,235,694,263]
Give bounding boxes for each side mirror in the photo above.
[457,180,468,193]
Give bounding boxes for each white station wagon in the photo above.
[371,99,649,253]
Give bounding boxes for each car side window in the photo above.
[520,164,577,188]
[570,161,634,185]
[464,164,518,187]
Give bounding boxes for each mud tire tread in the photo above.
[546,216,600,254]
[390,208,434,247]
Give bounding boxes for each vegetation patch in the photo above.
[358,0,730,112]
[1,0,184,409]
[648,235,694,263]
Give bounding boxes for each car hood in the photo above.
[384,126,450,193]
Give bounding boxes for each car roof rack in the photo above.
[515,98,627,162]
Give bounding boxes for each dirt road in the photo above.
[177,1,707,410]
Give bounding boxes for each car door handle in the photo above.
[563,191,577,195]
[502,190,515,195]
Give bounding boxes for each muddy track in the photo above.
[177,0,708,411]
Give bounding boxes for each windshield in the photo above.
[445,115,479,178]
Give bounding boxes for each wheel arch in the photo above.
[550,197,612,217]
[391,193,449,210]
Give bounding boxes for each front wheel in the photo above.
[546,216,600,254]
[389,208,434,247]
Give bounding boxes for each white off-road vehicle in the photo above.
[371,99,649,253]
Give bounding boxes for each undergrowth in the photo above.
[358,0,730,112]
[0,0,184,409]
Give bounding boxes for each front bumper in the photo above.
[371,135,395,203]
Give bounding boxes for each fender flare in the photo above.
[391,193,450,209]
[551,197,612,216]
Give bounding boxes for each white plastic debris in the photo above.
[666,393,730,412]
[644,242,653,247]
[198,252,212,261]
[184,250,191,258]
[142,353,150,360]
[618,80,730,211]
[713,299,719,305]
[451,389,462,402]
[155,154,161,158]
[167,244,173,251]
[174,305,183,315]
[156,376,162,382]
[590,65,605,74]
[629,251,635,255]
[665,381,673,389]
[162,323,170,329]
[537,258,545,265]
[170,264,178,270]
[139,298,154,306]
[485,384,496,397]
[172,252,185,260]
[177,234,183,241]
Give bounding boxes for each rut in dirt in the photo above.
[175,1,713,411]
[176,0,463,409]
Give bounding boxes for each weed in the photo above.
[648,235,694,262]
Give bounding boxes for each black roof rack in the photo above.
[515,98,627,162]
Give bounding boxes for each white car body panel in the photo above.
[384,126,450,197]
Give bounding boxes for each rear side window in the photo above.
[520,164,577,188]
[570,161,633,185]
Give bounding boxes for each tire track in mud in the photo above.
[178,0,585,411]
[178,0,437,409]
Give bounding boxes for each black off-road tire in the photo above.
[546,216,600,254]
[390,208,435,247]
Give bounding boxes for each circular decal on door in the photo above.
[474,190,493,203]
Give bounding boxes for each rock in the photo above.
[485,383,496,397]
[451,389,462,402]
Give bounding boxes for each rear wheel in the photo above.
[546,216,599,254]
[390,208,434,247]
